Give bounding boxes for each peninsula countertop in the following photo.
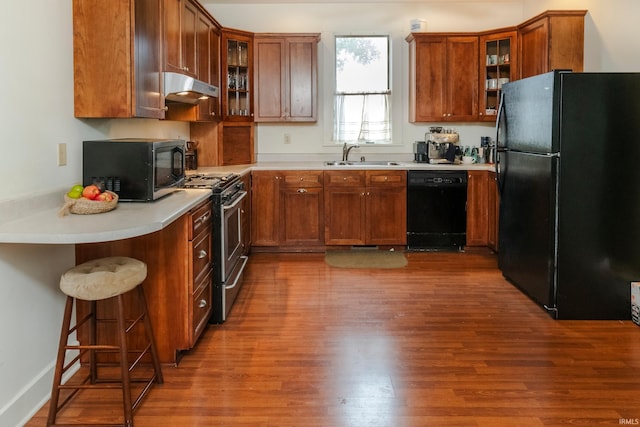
[0,188,212,245]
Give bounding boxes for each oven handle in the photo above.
[222,190,247,211]
[225,255,249,290]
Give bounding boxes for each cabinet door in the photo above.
[251,171,280,246]
[287,37,318,121]
[181,0,198,77]
[163,0,183,73]
[222,29,254,121]
[466,170,489,246]
[365,171,407,245]
[324,186,366,245]
[409,36,447,122]
[518,17,549,79]
[366,187,406,245]
[218,122,255,165]
[446,36,479,121]
[280,186,324,246]
[73,0,163,119]
[479,30,516,122]
[254,37,286,121]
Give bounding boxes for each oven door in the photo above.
[221,190,247,280]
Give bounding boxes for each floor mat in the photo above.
[324,249,408,269]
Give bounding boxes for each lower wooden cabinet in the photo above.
[324,170,406,246]
[75,198,213,365]
[251,170,324,248]
[466,170,489,246]
[466,169,499,250]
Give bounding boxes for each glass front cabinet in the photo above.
[222,29,253,121]
[479,30,517,122]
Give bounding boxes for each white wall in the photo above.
[0,1,188,426]
[2,0,639,425]
[207,2,525,161]
[523,0,640,72]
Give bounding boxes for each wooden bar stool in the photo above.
[47,256,163,427]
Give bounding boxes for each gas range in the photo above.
[183,171,248,324]
[184,173,244,202]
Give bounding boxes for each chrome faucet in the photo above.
[342,143,360,161]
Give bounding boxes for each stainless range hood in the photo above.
[163,72,219,104]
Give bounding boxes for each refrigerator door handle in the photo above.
[496,91,506,149]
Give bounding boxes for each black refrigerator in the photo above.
[496,70,640,320]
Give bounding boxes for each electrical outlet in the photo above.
[57,143,67,166]
[284,133,291,144]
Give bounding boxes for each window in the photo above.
[333,35,391,144]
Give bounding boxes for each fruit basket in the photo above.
[59,191,119,216]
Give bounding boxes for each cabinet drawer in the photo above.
[191,228,212,284]
[192,269,212,343]
[281,171,324,187]
[366,170,407,187]
[190,199,213,240]
[324,170,366,186]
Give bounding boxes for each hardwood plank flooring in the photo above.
[27,251,640,426]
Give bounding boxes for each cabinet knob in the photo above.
[297,188,307,193]
[199,299,207,308]
[198,250,207,259]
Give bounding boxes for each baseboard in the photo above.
[1,353,79,427]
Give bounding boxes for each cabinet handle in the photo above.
[199,299,207,308]
[183,66,190,72]
[198,250,207,259]
[297,188,307,193]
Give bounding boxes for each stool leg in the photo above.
[116,294,134,427]
[89,300,97,384]
[137,286,164,384]
[47,296,74,427]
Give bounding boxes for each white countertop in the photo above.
[0,189,211,245]
[0,161,494,245]
[197,160,495,173]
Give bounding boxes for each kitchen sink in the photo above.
[324,160,401,166]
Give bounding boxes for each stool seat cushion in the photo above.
[60,256,147,301]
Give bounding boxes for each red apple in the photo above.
[82,185,101,200]
[96,192,113,202]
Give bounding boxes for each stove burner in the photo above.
[183,173,243,194]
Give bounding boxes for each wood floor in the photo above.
[27,251,640,427]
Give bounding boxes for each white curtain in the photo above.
[334,92,391,143]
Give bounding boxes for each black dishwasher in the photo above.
[407,170,467,250]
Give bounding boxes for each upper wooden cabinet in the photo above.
[222,28,254,121]
[253,34,320,122]
[479,29,517,122]
[407,34,479,122]
[517,10,587,79]
[163,0,197,77]
[73,0,164,119]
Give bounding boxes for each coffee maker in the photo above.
[414,127,460,164]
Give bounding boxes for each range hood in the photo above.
[163,72,219,104]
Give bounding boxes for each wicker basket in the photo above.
[59,191,119,216]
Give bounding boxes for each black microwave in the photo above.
[83,138,186,201]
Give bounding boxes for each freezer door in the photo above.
[501,71,563,154]
[498,150,558,314]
